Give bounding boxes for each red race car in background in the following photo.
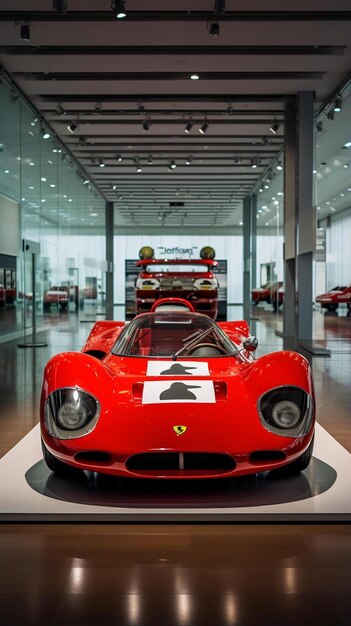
[135,246,219,319]
[41,298,315,481]
[316,285,351,312]
[251,281,283,305]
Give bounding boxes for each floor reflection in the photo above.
[25,456,336,510]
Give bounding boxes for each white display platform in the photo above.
[0,423,350,521]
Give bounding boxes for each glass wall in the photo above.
[0,77,106,340]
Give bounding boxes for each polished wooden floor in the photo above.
[0,306,350,626]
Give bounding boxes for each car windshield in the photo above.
[112,312,237,358]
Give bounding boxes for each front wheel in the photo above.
[41,439,79,475]
[326,303,338,312]
[273,435,314,477]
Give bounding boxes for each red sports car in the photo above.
[252,281,283,305]
[41,300,315,480]
[135,246,219,319]
[43,286,69,311]
[316,285,351,312]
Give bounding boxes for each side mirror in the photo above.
[243,336,258,352]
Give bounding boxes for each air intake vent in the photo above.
[126,452,235,471]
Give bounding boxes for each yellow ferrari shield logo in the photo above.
[173,425,187,436]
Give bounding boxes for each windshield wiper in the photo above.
[171,327,214,360]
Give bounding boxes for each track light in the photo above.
[20,24,30,41]
[334,96,342,112]
[316,121,323,132]
[112,1,127,19]
[185,156,193,165]
[55,103,65,116]
[142,119,150,131]
[327,109,334,121]
[251,157,257,169]
[67,121,78,134]
[270,121,280,135]
[98,158,105,168]
[136,165,142,173]
[184,121,193,134]
[168,160,176,171]
[276,162,283,171]
[199,122,208,135]
[41,128,50,139]
[214,0,226,14]
[53,0,68,13]
[147,155,153,164]
[208,20,220,36]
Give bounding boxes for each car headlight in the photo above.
[136,278,160,290]
[45,387,100,439]
[193,278,218,291]
[258,386,313,437]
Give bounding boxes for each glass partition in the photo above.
[0,77,106,341]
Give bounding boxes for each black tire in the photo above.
[43,302,50,312]
[347,303,351,311]
[326,303,338,312]
[253,300,259,306]
[41,438,77,475]
[274,435,314,477]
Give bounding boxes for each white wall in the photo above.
[0,195,20,257]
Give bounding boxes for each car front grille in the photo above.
[126,452,236,471]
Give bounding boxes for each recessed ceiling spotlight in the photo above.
[20,23,30,41]
[269,121,280,135]
[208,20,220,36]
[334,96,342,112]
[112,1,127,19]
[67,121,78,134]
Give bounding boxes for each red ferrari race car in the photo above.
[251,281,283,306]
[135,246,219,319]
[315,285,351,312]
[41,299,315,480]
[43,286,69,311]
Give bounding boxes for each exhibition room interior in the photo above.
[0,3,351,626]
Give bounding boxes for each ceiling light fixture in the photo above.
[316,121,323,132]
[67,121,78,134]
[214,0,226,14]
[185,156,193,165]
[41,128,50,139]
[55,103,65,116]
[190,74,200,80]
[98,158,105,168]
[147,155,153,164]
[327,109,334,121]
[142,119,150,131]
[116,154,123,162]
[170,160,176,169]
[184,121,193,134]
[276,162,283,171]
[334,96,342,112]
[20,23,30,41]
[270,121,280,135]
[199,122,208,135]
[53,0,68,14]
[112,1,127,19]
[208,20,220,36]
[251,158,257,169]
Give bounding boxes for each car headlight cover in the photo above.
[258,385,313,437]
[45,387,100,439]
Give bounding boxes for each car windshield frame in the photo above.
[112,312,238,358]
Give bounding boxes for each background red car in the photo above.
[316,285,351,312]
[252,281,283,305]
[43,286,69,311]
